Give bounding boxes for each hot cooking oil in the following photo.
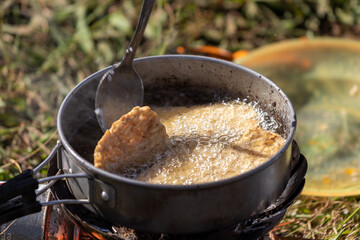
[130,99,285,185]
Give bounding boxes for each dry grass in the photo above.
[272,196,360,239]
[1,0,360,239]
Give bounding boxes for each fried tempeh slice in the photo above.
[94,106,169,174]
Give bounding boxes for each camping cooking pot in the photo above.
[0,55,296,234]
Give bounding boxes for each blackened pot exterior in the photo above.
[57,55,296,234]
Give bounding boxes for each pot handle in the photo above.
[0,142,90,225]
[0,141,61,201]
[0,169,41,225]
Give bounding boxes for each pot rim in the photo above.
[57,54,296,190]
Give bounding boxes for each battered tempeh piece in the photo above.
[94,106,169,174]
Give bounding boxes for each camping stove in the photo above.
[0,142,306,240]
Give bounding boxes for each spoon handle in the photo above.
[122,0,156,66]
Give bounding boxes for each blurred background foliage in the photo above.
[1,0,360,238]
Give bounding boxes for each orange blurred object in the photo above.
[176,45,249,61]
[300,36,308,41]
[176,45,233,61]
[176,46,186,54]
[232,50,249,60]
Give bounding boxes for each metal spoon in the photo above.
[95,0,156,132]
